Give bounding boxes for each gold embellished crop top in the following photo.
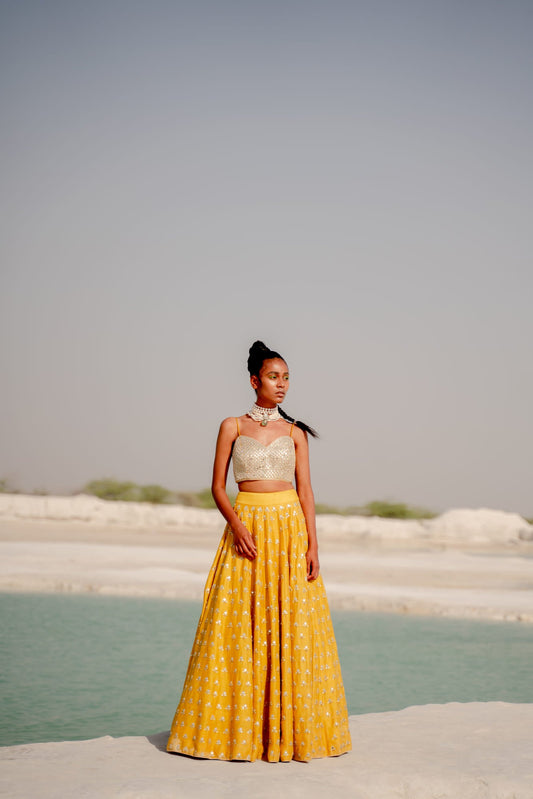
[232,418,296,483]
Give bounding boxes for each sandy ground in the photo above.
[1,518,533,621]
[1,703,532,799]
[2,514,533,797]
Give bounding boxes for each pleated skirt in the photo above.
[166,489,352,762]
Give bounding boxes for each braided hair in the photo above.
[246,340,318,438]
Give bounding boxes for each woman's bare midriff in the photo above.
[238,480,293,493]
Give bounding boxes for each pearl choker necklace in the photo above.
[247,402,281,426]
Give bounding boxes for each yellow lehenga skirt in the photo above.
[166,489,352,762]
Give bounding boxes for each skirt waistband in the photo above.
[235,489,299,506]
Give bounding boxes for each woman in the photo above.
[167,341,351,762]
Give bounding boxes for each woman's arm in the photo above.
[211,417,257,560]
[293,427,320,581]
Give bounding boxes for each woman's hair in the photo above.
[247,340,319,438]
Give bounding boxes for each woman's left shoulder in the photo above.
[290,423,307,445]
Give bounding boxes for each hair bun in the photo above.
[247,340,276,377]
[249,340,269,356]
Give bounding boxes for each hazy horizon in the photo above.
[2,1,532,516]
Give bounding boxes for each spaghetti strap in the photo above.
[289,421,295,437]
[235,417,240,436]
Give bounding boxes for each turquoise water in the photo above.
[1,592,532,747]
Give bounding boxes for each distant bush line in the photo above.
[0,476,225,509]
[1,477,532,523]
[81,482,437,518]
[314,500,437,520]
[81,479,229,509]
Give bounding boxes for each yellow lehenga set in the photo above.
[167,421,351,762]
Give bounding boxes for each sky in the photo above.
[1,0,532,516]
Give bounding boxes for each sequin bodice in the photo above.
[232,435,295,483]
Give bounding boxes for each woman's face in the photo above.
[251,357,289,406]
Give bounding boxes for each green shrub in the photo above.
[83,479,140,502]
[137,484,174,504]
[175,491,201,507]
[175,488,217,509]
[195,487,217,509]
[176,488,240,509]
[315,503,337,515]
[362,499,435,519]
[84,479,184,504]
[314,499,435,518]
[0,478,20,494]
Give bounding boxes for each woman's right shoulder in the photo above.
[219,416,241,436]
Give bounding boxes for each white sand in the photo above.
[1,703,532,799]
[1,493,532,544]
[1,497,533,620]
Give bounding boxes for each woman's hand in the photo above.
[232,522,257,560]
[306,545,320,581]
